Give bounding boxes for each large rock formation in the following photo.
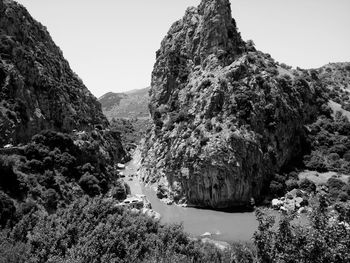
[140,0,329,208]
[0,0,108,146]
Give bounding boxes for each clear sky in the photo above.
[15,0,350,97]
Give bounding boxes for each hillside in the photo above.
[99,87,150,120]
[139,0,332,208]
[0,0,108,146]
[0,0,127,231]
[316,62,350,113]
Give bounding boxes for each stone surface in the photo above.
[0,0,108,146]
[140,0,328,208]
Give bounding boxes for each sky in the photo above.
[15,0,350,98]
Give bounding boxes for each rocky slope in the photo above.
[0,0,108,146]
[99,87,150,120]
[0,0,128,228]
[316,62,350,114]
[140,0,329,208]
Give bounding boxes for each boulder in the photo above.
[272,199,283,209]
[117,163,126,169]
[141,208,161,221]
[200,238,230,251]
[201,232,212,237]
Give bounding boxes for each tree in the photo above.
[254,196,350,263]
[0,191,16,227]
[78,172,100,196]
[299,178,316,193]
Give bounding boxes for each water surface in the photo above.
[124,157,258,242]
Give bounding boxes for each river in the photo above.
[123,154,259,243]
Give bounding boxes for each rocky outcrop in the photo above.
[140,0,329,208]
[0,0,108,146]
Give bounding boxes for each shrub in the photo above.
[43,188,59,211]
[339,192,349,202]
[327,177,346,200]
[10,197,225,263]
[285,179,299,191]
[254,196,350,263]
[0,155,23,198]
[18,200,37,216]
[0,191,16,227]
[269,180,284,197]
[299,178,316,193]
[78,172,100,196]
[112,179,128,200]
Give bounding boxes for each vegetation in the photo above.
[1,193,349,263]
[254,196,350,263]
[0,129,125,227]
[304,112,350,174]
[0,197,227,263]
[110,118,151,151]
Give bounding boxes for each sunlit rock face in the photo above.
[0,0,108,146]
[140,0,328,208]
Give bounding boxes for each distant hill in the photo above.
[99,87,150,120]
[317,62,350,91]
[316,62,350,114]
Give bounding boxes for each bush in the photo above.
[0,191,16,227]
[339,192,349,202]
[269,180,284,197]
[254,196,350,263]
[285,179,299,191]
[111,179,128,200]
[6,197,225,263]
[78,172,100,196]
[299,178,316,193]
[327,177,346,201]
[43,188,59,211]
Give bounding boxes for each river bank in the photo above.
[122,151,258,243]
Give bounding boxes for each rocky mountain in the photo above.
[0,0,108,146]
[140,0,330,208]
[0,0,127,226]
[99,87,150,120]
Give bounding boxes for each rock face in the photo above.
[0,0,108,146]
[140,0,328,208]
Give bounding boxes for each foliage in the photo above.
[110,118,150,151]
[0,197,225,263]
[254,196,350,263]
[299,178,316,193]
[269,180,284,197]
[285,179,299,191]
[0,130,125,227]
[304,113,350,174]
[327,177,347,201]
[0,191,16,227]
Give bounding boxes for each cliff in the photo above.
[0,0,127,225]
[140,0,329,208]
[0,0,108,146]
